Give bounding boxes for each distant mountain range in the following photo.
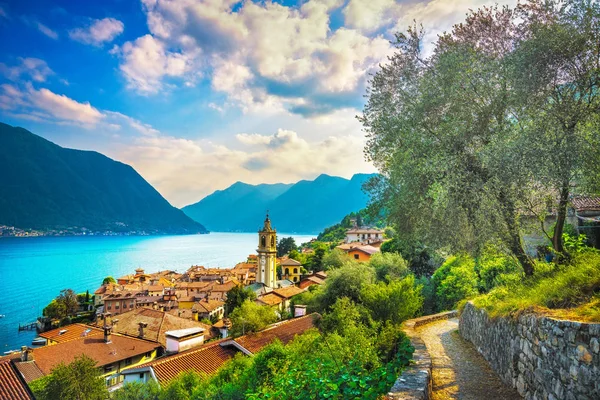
[182,173,377,234]
[0,123,206,234]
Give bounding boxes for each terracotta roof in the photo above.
[13,361,44,383]
[303,276,324,285]
[105,292,138,300]
[39,323,103,344]
[145,339,238,385]
[273,286,304,299]
[194,299,225,313]
[211,281,238,292]
[572,197,600,212]
[314,271,327,279]
[0,359,34,399]
[280,258,302,266]
[256,293,284,306]
[234,314,318,354]
[32,334,160,375]
[98,307,212,346]
[143,285,164,292]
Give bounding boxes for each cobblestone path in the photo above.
[416,318,521,400]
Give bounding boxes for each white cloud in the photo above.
[0,58,54,82]
[114,0,394,115]
[36,21,58,39]
[117,34,198,94]
[69,17,124,46]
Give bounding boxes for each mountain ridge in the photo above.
[182,173,377,234]
[0,122,207,234]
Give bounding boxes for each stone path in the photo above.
[416,318,521,400]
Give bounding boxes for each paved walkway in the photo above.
[416,318,521,400]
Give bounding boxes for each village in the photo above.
[0,214,386,395]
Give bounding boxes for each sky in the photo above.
[0,0,517,207]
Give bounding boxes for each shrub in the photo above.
[432,254,479,311]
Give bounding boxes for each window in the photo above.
[125,357,132,366]
[261,235,266,247]
[293,268,298,274]
[115,304,120,309]
[285,268,290,275]
[146,351,152,358]
[104,365,114,373]
[354,254,359,260]
[107,305,112,310]
[139,373,145,379]
[293,277,298,282]
[271,236,275,247]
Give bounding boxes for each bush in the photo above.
[369,252,410,282]
[432,255,479,311]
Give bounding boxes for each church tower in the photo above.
[257,212,277,288]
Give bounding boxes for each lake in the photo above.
[0,232,316,351]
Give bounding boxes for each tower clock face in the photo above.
[260,256,266,266]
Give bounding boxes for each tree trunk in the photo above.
[552,180,570,255]
[497,190,535,276]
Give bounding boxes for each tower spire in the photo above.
[263,210,272,231]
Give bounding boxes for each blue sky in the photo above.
[0,0,515,207]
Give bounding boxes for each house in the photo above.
[298,271,327,290]
[345,228,385,244]
[39,323,104,345]
[103,292,138,315]
[272,286,305,313]
[28,326,160,390]
[193,299,225,321]
[280,258,303,283]
[94,307,213,346]
[336,243,380,261]
[571,197,600,248]
[255,293,285,312]
[119,314,319,386]
[0,356,35,399]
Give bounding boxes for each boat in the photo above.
[3,350,18,355]
[0,314,5,318]
[32,337,47,346]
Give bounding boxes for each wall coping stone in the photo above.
[387,310,457,399]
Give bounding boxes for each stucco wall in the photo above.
[460,302,600,400]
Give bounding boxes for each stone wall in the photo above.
[387,310,457,400]
[460,302,600,400]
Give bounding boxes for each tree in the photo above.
[322,248,352,270]
[229,300,278,337]
[432,255,479,311]
[511,0,600,255]
[102,276,116,285]
[361,276,423,324]
[113,381,161,400]
[306,242,328,272]
[362,7,539,275]
[35,355,108,400]
[318,263,375,310]
[368,252,410,282]
[43,299,66,320]
[57,289,79,316]
[277,237,297,257]
[381,238,435,277]
[224,286,256,315]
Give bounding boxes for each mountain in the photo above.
[182,173,377,233]
[0,123,206,234]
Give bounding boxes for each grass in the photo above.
[472,251,600,322]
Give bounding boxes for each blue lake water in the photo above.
[0,232,315,351]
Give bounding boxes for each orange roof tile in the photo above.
[13,361,44,383]
[234,314,318,354]
[256,293,284,306]
[33,334,160,375]
[273,286,305,299]
[39,323,103,344]
[0,360,34,400]
[280,258,302,266]
[572,196,600,212]
[147,340,238,384]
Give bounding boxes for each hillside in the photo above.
[183,173,376,233]
[0,123,207,234]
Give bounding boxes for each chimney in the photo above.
[103,312,112,344]
[138,322,148,338]
[20,346,32,362]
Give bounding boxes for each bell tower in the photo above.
[257,212,277,288]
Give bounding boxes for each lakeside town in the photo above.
[1,214,387,395]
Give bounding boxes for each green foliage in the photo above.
[322,248,352,270]
[474,248,521,292]
[34,355,108,400]
[369,252,410,282]
[277,237,297,257]
[474,252,600,318]
[432,255,479,311]
[361,275,423,325]
[306,242,328,272]
[317,209,386,243]
[43,288,79,319]
[381,238,436,277]
[224,286,256,315]
[102,276,116,285]
[317,263,375,310]
[113,381,161,400]
[563,232,589,254]
[229,300,278,337]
